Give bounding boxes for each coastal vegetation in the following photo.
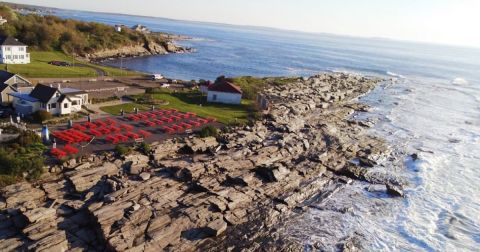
[0,128,46,187]
[0,5,167,56]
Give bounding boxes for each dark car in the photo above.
[48,61,72,67]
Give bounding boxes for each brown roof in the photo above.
[208,80,242,94]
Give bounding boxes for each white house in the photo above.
[9,84,88,116]
[0,36,30,64]
[207,80,242,105]
[114,25,123,32]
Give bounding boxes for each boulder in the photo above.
[139,172,151,181]
[67,162,118,193]
[205,218,228,237]
[184,137,218,153]
[2,182,45,209]
[22,208,56,223]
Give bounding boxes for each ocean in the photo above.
[54,9,480,251]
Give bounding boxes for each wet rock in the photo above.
[386,182,404,197]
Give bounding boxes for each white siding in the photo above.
[0,45,30,64]
[207,91,242,105]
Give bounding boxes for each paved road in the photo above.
[74,63,107,77]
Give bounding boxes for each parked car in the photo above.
[48,61,72,67]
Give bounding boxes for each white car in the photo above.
[150,74,164,80]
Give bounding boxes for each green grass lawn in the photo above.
[100,103,150,116]
[100,91,254,124]
[0,51,142,78]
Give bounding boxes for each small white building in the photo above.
[9,84,88,116]
[0,36,30,64]
[0,16,7,25]
[207,80,242,105]
[115,25,123,32]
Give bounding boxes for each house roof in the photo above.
[8,92,39,102]
[208,80,242,94]
[29,84,58,103]
[0,70,15,84]
[57,94,72,104]
[0,83,10,92]
[0,36,27,46]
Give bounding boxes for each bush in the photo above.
[199,126,218,138]
[32,110,52,123]
[139,142,151,155]
[114,144,131,156]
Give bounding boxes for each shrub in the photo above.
[32,110,52,123]
[114,144,131,156]
[139,142,151,155]
[199,126,218,138]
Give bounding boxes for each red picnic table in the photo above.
[50,148,67,158]
[143,121,156,127]
[106,135,120,144]
[161,117,173,123]
[152,119,164,125]
[179,122,192,129]
[120,124,134,131]
[115,134,129,142]
[137,130,152,138]
[125,132,141,139]
[188,120,201,127]
[162,126,175,134]
[89,129,103,137]
[72,124,87,131]
[63,145,79,155]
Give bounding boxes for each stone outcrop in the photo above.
[0,73,397,251]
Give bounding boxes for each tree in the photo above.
[32,110,52,123]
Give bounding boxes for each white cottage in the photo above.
[0,36,30,64]
[10,84,88,116]
[207,80,242,105]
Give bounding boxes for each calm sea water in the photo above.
[55,9,480,251]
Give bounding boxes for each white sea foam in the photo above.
[386,71,405,79]
[452,77,468,85]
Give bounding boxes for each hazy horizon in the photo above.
[4,0,480,48]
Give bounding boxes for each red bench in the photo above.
[109,126,122,133]
[105,118,117,125]
[127,115,140,121]
[96,120,107,128]
[161,117,173,123]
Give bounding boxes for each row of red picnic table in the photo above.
[50,145,79,158]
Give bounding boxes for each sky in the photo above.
[5,0,480,48]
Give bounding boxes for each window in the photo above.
[6,55,10,59]
[19,47,24,51]
[47,104,51,110]
[5,47,10,51]
[13,55,18,59]
[51,103,56,109]
[64,103,69,108]
[212,94,217,101]
[20,55,24,59]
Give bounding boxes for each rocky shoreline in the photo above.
[0,73,403,251]
[84,33,194,63]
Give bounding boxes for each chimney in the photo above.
[57,84,61,90]
[49,84,53,88]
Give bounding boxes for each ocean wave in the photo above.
[451,77,468,85]
[386,71,405,79]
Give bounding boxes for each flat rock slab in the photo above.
[67,162,118,193]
